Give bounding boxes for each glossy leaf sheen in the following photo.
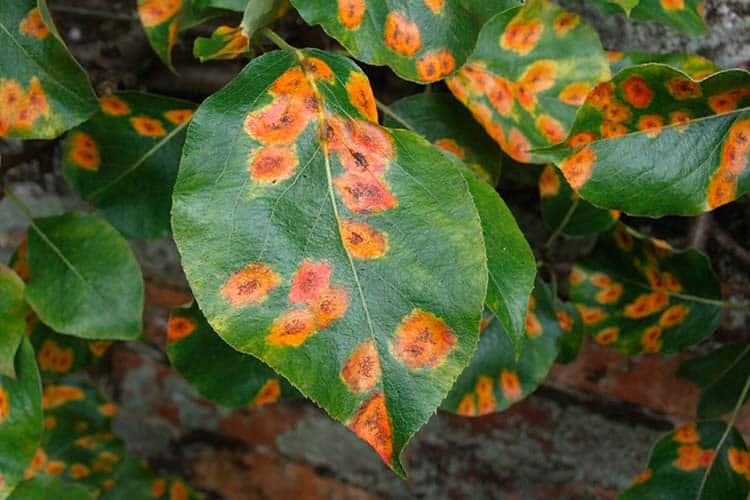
[63,92,195,239]
[541,66,750,216]
[0,0,97,139]
[172,49,487,474]
[291,0,521,83]
[167,302,298,408]
[25,212,144,341]
[447,0,610,163]
[0,265,27,378]
[570,225,722,355]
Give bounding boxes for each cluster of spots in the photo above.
[19,8,49,39]
[538,165,560,197]
[590,273,623,305]
[415,49,455,83]
[348,393,393,466]
[0,77,49,136]
[707,118,750,209]
[391,309,456,369]
[221,262,281,307]
[672,424,715,471]
[42,385,85,409]
[101,94,193,132]
[153,478,190,500]
[0,385,8,422]
[384,12,421,57]
[266,259,350,347]
[556,309,574,332]
[525,295,543,338]
[166,315,196,342]
[500,16,544,56]
[457,369,523,417]
[68,132,100,171]
[24,449,49,480]
[138,0,182,28]
[37,340,74,374]
[251,379,282,406]
[728,448,750,480]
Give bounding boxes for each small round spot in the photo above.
[659,304,689,327]
[334,172,398,214]
[553,12,579,36]
[536,114,565,144]
[567,131,597,148]
[301,57,334,83]
[69,132,100,171]
[346,71,378,122]
[167,316,196,342]
[309,286,349,328]
[416,49,456,83]
[19,8,49,39]
[348,393,393,465]
[221,262,282,307]
[0,386,8,422]
[556,310,573,331]
[674,444,702,471]
[138,0,182,27]
[434,138,465,159]
[538,165,560,197]
[500,18,543,55]
[69,463,90,479]
[392,309,456,369]
[638,114,664,138]
[560,146,595,189]
[596,283,623,304]
[621,75,653,109]
[499,370,522,401]
[249,143,298,184]
[594,326,619,345]
[457,393,477,416]
[266,308,318,347]
[271,67,314,97]
[289,259,333,305]
[42,385,85,409]
[338,0,366,30]
[340,219,388,260]
[525,311,542,338]
[632,469,652,485]
[665,77,702,100]
[423,0,445,14]
[244,95,311,144]
[587,82,614,109]
[341,340,381,393]
[100,95,130,116]
[576,304,606,325]
[661,0,685,10]
[252,379,282,406]
[170,480,190,500]
[383,12,422,57]
[641,326,663,353]
[131,116,166,137]
[486,76,514,116]
[559,82,591,106]
[164,108,193,125]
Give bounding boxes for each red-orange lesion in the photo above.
[623,293,668,319]
[641,325,663,353]
[659,304,689,328]
[327,116,395,176]
[271,67,314,97]
[392,309,457,369]
[42,385,85,409]
[252,379,282,406]
[19,8,50,39]
[249,143,298,184]
[707,118,750,209]
[0,77,49,134]
[89,341,113,357]
[244,95,312,144]
[346,71,378,122]
[69,132,101,171]
[587,82,614,110]
[638,114,664,138]
[500,17,544,55]
[334,172,398,214]
[476,375,497,415]
[221,262,282,307]
[559,146,595,190]
[341,340,381,393]
[559,82,591,106]
[0,385,8,422]
[594,326,619,345]
[348,393,393,466]
[567,131,598,148]
[621,75,653,109]
[131,116,166,137]
[167,316,196,342]
[138,0,183,27]
[289,260,332,304]
[308,286,350,328]
[728,448,750,478]
[340,219,388,260]
[595,283,623,304]
[37,339,74,374]
[500,369,522,401]
[266,308,318,347]
[164,108,193,125]
[24,448,47,479]
[416,49,456,83]
[576,304,607,325]
[170,480,190,500]
[536,114,565,144]
[661,0,685,10]
[457,393,477,416]
[614,225,635,251]
[674,443,704,471]
[525,311,542,338]
[384,12,422,57]
[538,165,560,197]
[100,95,130,116]
[434,138,465,159]
[665,77,702,100]
[632,468,652,485]
[338,0,366,30]
[423,0,445,14]
[553,12,579,36]
[301,57,335,83]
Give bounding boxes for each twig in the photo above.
[687,213,712,252]
[712,224,750,267]
[260,28,297,52]
[544,198,579,250]
[375,99,414,130]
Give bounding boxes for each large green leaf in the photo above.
[24,212,144,341]
[620,421,750,499]
[609,51,720,80]
[382,93,536,353]
[540,66,750,216]
[8,476,91,500]
[677,344,750,419]
[167,302,298,408]
[538,164,620,236]
[0,0,97,139]
[172,49,487,474]
[441,280,562,416]
[570,224,722,354]
[0,265,27,379]
[192,0,248,11]
[0,338,43,500]
[446,0,610,163]
[62,92,195,239]
[290,0,521,83]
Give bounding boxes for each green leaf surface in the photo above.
[596,0,640,15]
[167,302,299,408]
[0,265,27,379]
[25,212,144,341]
[8,476,91,500]
[441,280,562,416]
[192,0,248,11]
[382,93,536,351]
[172,48,488,474]
[446,0,610,164]
[677,344,750,419]
[30,320,113,382]
[538,164,619,236]
[619,421,750,499]
[570,224,722,355]
[291,0,522,83]
[630,0,707,37]
[0,0,97,139]
[63,92,196,239]
[609,51,720,79]
[540,65,750,216]
[554,299,584,364]
[0,339,43,500]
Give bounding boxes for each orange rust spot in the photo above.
[89,341,112,357]
[603,101,632,123]
[42,385,85,409]
[271,67,314,97]
[483,75,514,117]
[392,309,456,369]
[153,479,167,498]
[600,120,628,138]
[596,283,623,304]
[340,219,388,260]
[19,8,49,39]
[252,379,282,406]
[594,326,619,345]
[707,118,750,208]
[645,266,666,290]
[338,0,366,29]
[424,0,445,14]
[559,82,591,106]
[632,469,652,485]
[341,340,381,392]
[309,286,349,328]
[267,308,318,347]
[99,403,117,417]
[666,77,702,100]
[728,448,750,475]
[27,77,48,120]
[69,132,100,171]
[675,444,702,471]
[476,375,493,396]
[221,262,282,307]
[708,89,750,114]
[349,393,393,465]
[210,26,250,60]
[538,165,560,197]
[662,272,683,292]
[570,267,586,285]
[560,146,595,190]
[590,273,611,287]
[624,293,664,319]
[553,12,579,36]
[328,117,394,175]
[100,95,130,116]
[476,383,497,415]
[0,386,8,422]
[536,115,566,144]
[346,71,378,122]
[170,480,189,500]
[507,128,531,163]
[69,463,90,479]
[244,95,311,144]
[46,461,65,475]
[661,0,685,10]
[289,259,332,304]
[500,370,522,401]
[576,304,607,325]
[622,76,653,108]
[659,304,689,327]
[384,12,421,57]
[614,226,635,251]
[334,172,398,214]
[131,116,166,137]
[641,326,663,353]
[138,0,182,27]
[588,82,614,110]
[525,311,543,338]
[556,310,573,331]
[301,57,334,83]
[249,143,298,184]
[501,18,543,55]
[457,393,477,416]
[567,131,598,148]
[670,110,691,131]
[638,114,664,138]
[434,138,465,159]
[167,316,196,342]
[608,51,624,63]
[416,49,456,83]
[37,340,74,374]
[164,109,193,125]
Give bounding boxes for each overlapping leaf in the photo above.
[24,212,144,341]
[29,320,112,382]
[382,93,536,352]
[167,302,298,408]
[609,51,720,79]
[192,0,248,11]
[0,339,43,499]
[541,65,750,216]
[570,224,722,354]
[677,344,750,419]
[596,0,708,37]
[446,0,610,163]
[0,0,97,139]
[441,280,562,416]
[0,266,27,378]
[538,164,620,236]
[63,92,195,239]
[291,0,521,83]
[9,476,90,500]
[172,49,488,474]
[620,422,750,499]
